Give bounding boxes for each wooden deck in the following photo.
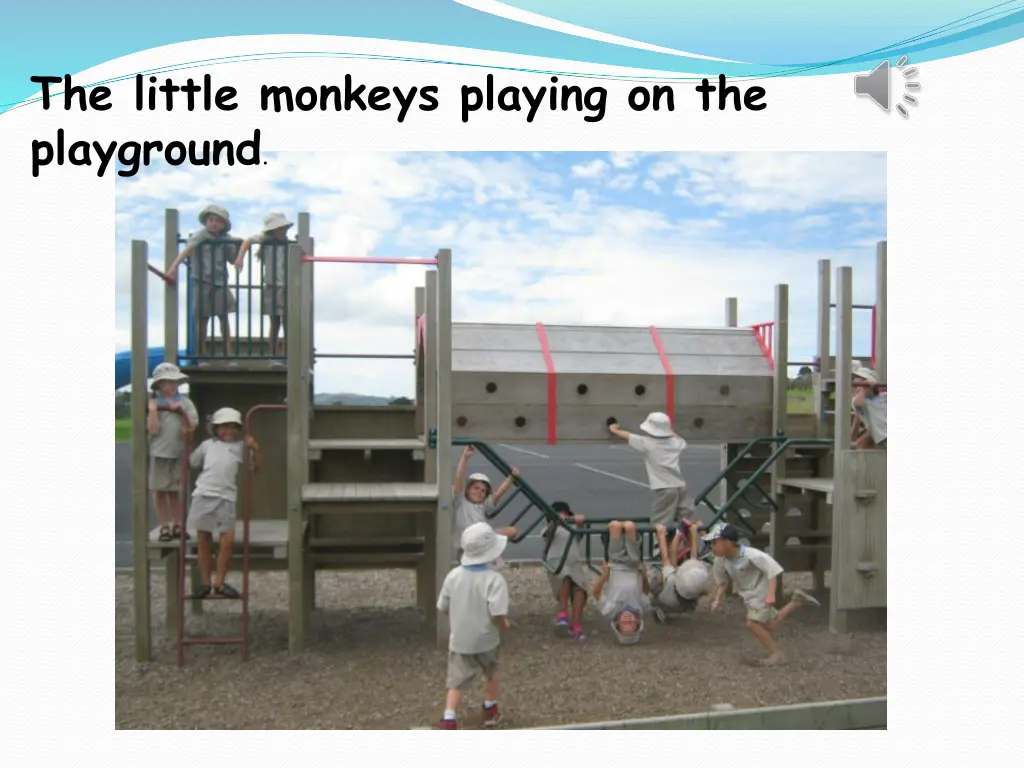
[308,438,426,461]
[147,520,298,560]
[775,476,836,504]
[302,482,439,503]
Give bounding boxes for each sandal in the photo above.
[158,526,173,542]
[171,524,190,541]
[192,584,212,600]
[213,583,241,599]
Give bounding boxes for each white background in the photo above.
[1,33,1022,756]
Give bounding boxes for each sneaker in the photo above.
[192,584,212,599]
[482,704,503,728]
[213,583,241,599]
[791,589,821,607]
[554,611,570,637]
[652,605,667,624]
[437,718,457,730]
[570,625,587,642]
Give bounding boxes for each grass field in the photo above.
[114,390,816,442]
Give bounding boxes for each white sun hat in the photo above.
[466,472,491,487]
[460,522,508,566]
[640,411,673,438]
[852,364,878,384]
[150,361,188,388]
[675,560,710,600]
[210,407,243,426]
[262,212,294,233]
[198,204,231,231]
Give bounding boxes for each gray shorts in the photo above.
[194,285,236,318]
[446,647,500,690]
[651,486,694,528]
[191,495,237,535]
[149,457,182,493]
[608,535,642,569]
[262,286,287,317]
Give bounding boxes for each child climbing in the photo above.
[705,523,820,666]
[451,445,519,558]
[542,501,589,641]
[608,412,693,547]
[234,212,293,361]
[851,365,887,449]
[167,204,240,361]
[147,362,199,542]
[188,407,261,599]
[592,520,651,645]
[436,522,511,729]
[649,522,710,623]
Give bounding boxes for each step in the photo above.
[308,438,426,461]
[310,551,424,566]
[774,477,835,504]
[147,519,298,560]
[302,482,439,504]
[309,536,425,549]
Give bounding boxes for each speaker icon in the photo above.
[855,56,921,118]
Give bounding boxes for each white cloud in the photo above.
[608,174,637,191]
[570,159,608,179]
[643,179,661,194]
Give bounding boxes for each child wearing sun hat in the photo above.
[234,212,294,360]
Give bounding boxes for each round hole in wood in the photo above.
[485,382,497,393]
[635,384,646,396]
[719,384,730,396]
[606,416,618,426]
[692,416,705,429]
[577,383,589,396]
[514,416,527,428]
[456,416,468,427]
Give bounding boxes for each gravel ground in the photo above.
[115,566,886,729]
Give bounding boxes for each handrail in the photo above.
[303,256,439,265]
[148,264,173,284]
[751,322,775,369]
[315,353,416,360]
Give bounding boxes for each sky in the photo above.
[114,150,886,397]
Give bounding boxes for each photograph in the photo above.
[114,150,888,729]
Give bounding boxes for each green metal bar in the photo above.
[246,246,253,358]
[486,485,522,519]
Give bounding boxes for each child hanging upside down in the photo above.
[648,522,710,622]
[704,523,820,666]
[592,520,651,645]
[189,407,261,599]
[451,445,519,559]
[542,501,589,641]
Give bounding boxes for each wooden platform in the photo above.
[775,476,836,504]
[302,482,439,503]
[308,438,426,461]
[147,520,298,559]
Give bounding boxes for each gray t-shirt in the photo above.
[189,438,246,502]
[627,433,687,489]
[657,559,710,607]
[187,228,237,288]
[452,494,496,552]
[712,546,783,608]
[597,565,649,620]
[148,396,199,459]
[249,232,289,288]
[437,565,510,654]
[855,392,887,444]
[544,523,584,573]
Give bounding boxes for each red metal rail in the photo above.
[751,322,775,370]
[649,325,675,424]
[535,322,557,445]
[302,256,439,265]
[148,263,173,284]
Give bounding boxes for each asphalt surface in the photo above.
[114,440,725,568]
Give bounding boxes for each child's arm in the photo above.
[165,244,195,282]
[710,558,730,611]
[452,446,474,496]
[592,562,611,600]
[234,237,254,270]
[488,577,511,632]
[436,575,451,615]
[688,522,700,562]
[189,441,206,472]
[492,615,511,633]
[491,467,519,503]
[641,568,651,595]
[655,524,673,569]
[245,435,262,474]
[147,396,160,436]
[607,422,631,441]
[750,551,784,606]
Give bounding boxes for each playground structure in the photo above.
[128,207,887,666]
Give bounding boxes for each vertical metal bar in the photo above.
[241,429,251,662]
[874,241,887,382]
[299,214,312,364]
[435,249,453,649]
[246,240,253,359]
[831,265,854,635]
[816,259,831,438]
[164,209,179,365]
[725,297,738,327]
[285,243,307,652]
[131,240,152,662]
[423,271,439,628]
[414,286,426,438]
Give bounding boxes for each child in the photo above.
[146,362,198,542]
[851,366,887,449]
[592,520,651,645]
[436,522,511,729]
[451,445,519,558]
[167,205,239,360]
[234,212,293,360]
[188,407,261,599]
[542,501,589,641]
[649,522,710,622]
[608,412,693,539]
[705,523,820,666]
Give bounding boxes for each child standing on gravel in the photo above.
[542,501,589,641]
[436,522,511,730]
[705,523,820,666]
[592,520,651,645]
[234,212,293,360]
[452,445,520,558]
[189,407,261,599]
[147,362,198,542]
[608,412,693,535]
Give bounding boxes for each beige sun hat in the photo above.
[262,212,294,233]
[150,361,187,388]
[852,363,878,384]
[210,407,243,426]
[460,522,508,566]
[640,411,673,438]
[198,204,232,232]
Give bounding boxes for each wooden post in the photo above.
[414,286,426,438]
[286,242,308,652]
[301,237,315,629]
[769,285,789,563]
[831,266,854,635]
[725,298,738,327]
[874,241,887,383]
[131,240,152,662]
[298,213,312,364]
[420,274,439,620]
[815,259,831,439]
[435,249,453,649]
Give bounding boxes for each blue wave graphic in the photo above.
[2,1,1022,113]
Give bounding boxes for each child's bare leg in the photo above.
[270,317,284,356]
[214,529,236,588]
[167,491,182,528]
[571,587,586,625]
[197,531,214,585]
[558,578,571,613]
[483,673,500,703]
[444,688,462,712]
[219,315,232,355]
[154,491,170,527]
[746,618,781,658]
[623,520,638,543]
[196,317,209,356]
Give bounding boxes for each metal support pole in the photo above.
[286,243,307,652]
[725,297,738,328]
[769,285,789,564]
[816,259,831,437]
[131,241,152,662]
[874,241,887,382]
[831,266,854,635]
[435,249,453,649]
